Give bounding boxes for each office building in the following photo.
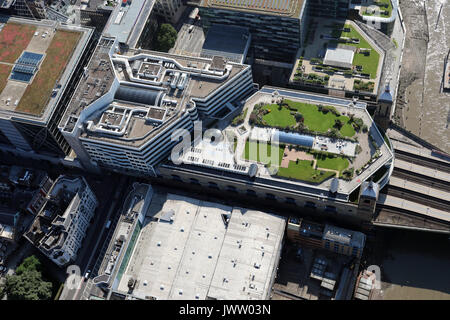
[99,190,285,300]
[59,36,254,176]
[191,0,309,64]
[0,17,94,157]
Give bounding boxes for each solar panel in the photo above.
[10,72,34,82]
[16,52,43,67]
[13,64,36,74]
[9,51,43,83]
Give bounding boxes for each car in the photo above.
[0,265,6,274]
[84,269,91,281]
[188,25,194,33]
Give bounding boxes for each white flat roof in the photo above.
[117,193,286,300]
[323,47,354,69]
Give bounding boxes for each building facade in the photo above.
[287,217,366,258]
[193,0,309,64]
[154,0,184,23]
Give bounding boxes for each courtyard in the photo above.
[290,20,383,94]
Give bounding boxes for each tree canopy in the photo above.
[1,255,52,300]
[155,24,177,52]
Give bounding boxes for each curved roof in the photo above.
[273,131,314,148]
[115,86,163,106]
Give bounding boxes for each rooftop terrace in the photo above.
[173,87,393,199]
[62,37,249,147]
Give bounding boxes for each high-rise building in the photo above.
[191,0,309,64]
[0,17,95,157]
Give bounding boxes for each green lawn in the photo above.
[277,160,336,183]
[262,104,296,127]
[243,140,284,165]
[16,30,81,115]
[339,24,380,79]
[280,100,356,137]
[316,156,349,174]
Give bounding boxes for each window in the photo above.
[227,185,238,193]
[246,189,257,197]
[172,175,182,181]
[208,182,219,190]
[285,197,296,204]
[265,193,276,200]
[190,178,200,185]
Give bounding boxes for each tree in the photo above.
[334,118,343,130]
[3,255,52,300]
[155,24,177,52]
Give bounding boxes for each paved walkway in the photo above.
[281,147,314,168]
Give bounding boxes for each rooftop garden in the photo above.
[0,22,36,64]
[249,99,366,140]
[231,107,248,126]
[277,160,336,184]
[242,140,354,184]
[362,0,393,18]
[335,24,380,79]
[0,64,12,94]
[243,140,284,166]
[15,30,81,115]
[293,57,330,86]
[298,23,380,81]
[353,79,375,92]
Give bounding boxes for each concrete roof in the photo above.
[201,24,250,64]
[116,192,286,300]
[103,0,155,45]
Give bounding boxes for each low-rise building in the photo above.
[24,175,98,267]
[287,216,366,258]
[99,190,286,300]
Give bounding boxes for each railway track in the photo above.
[384,185,450,212]
[394,149,450,173]
[391,167,450,190]
[374,205,450,232]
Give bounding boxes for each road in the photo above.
[60,174,130,300]
[170,19,205,57]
